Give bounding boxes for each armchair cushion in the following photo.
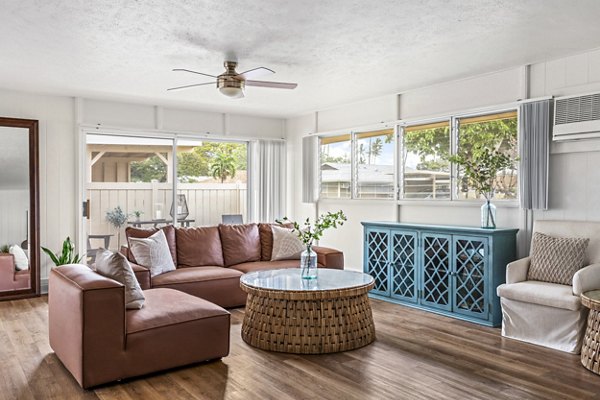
[10,244,29,271]
[497,281,581,311]
[528,232,589,285]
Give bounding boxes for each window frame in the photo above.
[318,124,398,201]
[315,106,519,204]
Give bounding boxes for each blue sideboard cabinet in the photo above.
[362,222,518,327]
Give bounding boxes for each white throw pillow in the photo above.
[271,225,305,261]
[95,248,145,309]
[128,230,176,277]
[9,245,29,271]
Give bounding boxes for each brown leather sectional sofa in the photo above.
[123,223,345,308]
[48,222,343,388]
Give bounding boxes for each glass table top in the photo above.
[240,268,374,291]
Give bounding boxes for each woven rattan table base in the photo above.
[240,283,376,354]
[582,308,600,374]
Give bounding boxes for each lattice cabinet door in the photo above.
[390,230,418,303]
[420,232,452,311]
[452,235,489,319]
[364,227,390,296]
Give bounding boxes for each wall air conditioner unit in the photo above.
[553,92,600,141]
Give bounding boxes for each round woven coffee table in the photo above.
[240,268,375,354]
[582,290,600,374]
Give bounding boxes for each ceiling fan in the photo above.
[167,61,298,99]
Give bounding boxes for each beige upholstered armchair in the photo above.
[497,220,600,354]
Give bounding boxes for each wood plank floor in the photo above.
[1,296,599,400]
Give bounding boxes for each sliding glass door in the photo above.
[83,133,248,265]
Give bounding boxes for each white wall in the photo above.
[286,49,600,270]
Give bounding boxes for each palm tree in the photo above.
[210,151,237,183]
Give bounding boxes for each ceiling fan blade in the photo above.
[236,67,275,80]
[245,80,298,89]
[172,68,218,79]
[167,82,216,91]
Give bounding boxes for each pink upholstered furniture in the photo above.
[49,264,230,388]
[0,254,29,291]
[123,223,345,308]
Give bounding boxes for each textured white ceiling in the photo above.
[2,0,600,118]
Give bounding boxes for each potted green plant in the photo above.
[131,210,144,222]
[106,206,128,247]
[41,237,83,266]
[0,244,9,254]
[449,148,514,228]
[278,210,347,279]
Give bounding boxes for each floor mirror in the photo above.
[0,117,40,300]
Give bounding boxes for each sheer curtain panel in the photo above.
[302,135,319,203]
[255,140,286,222]
[519,100,550,210]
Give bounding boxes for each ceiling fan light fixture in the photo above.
[219,86,244,98]
[217,73,245,99]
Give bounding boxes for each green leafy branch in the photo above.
[448,148,515,200]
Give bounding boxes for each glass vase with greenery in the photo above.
[278,210,347,279]
[106,206,128,247]
[449,148,514,228]
[41,237,83,266]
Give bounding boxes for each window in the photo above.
[456,111,518,200]
[320,135,351,199]
[402,121,451,199]
[356,129,395,199]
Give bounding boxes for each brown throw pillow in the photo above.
[125,225,177,265]
[528,232,590,285]
[95,248,145,309]
[176,226,225,267]
[219,223,261,266]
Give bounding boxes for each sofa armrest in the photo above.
[573,263,600,296]
[506,257,530,284]
[48,264,125,388]
[313,246,344,270]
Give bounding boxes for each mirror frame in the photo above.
[0,117,40,300]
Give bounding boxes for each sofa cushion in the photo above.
[176,226,224,267]
[126,225,177,265]
[95,249,145,309]
[126,288,229,334]
[219,223,261,266]
[128,230,176,277]
[151,267,246,308]
[497,281,581,311]
[528,232,589,285]
[259,222,293,261]
[231,260,307,274]
[271,225,304,261]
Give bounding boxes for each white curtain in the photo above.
[302,135,319,203]
[519,99,551,210]
[250,140,286,222]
